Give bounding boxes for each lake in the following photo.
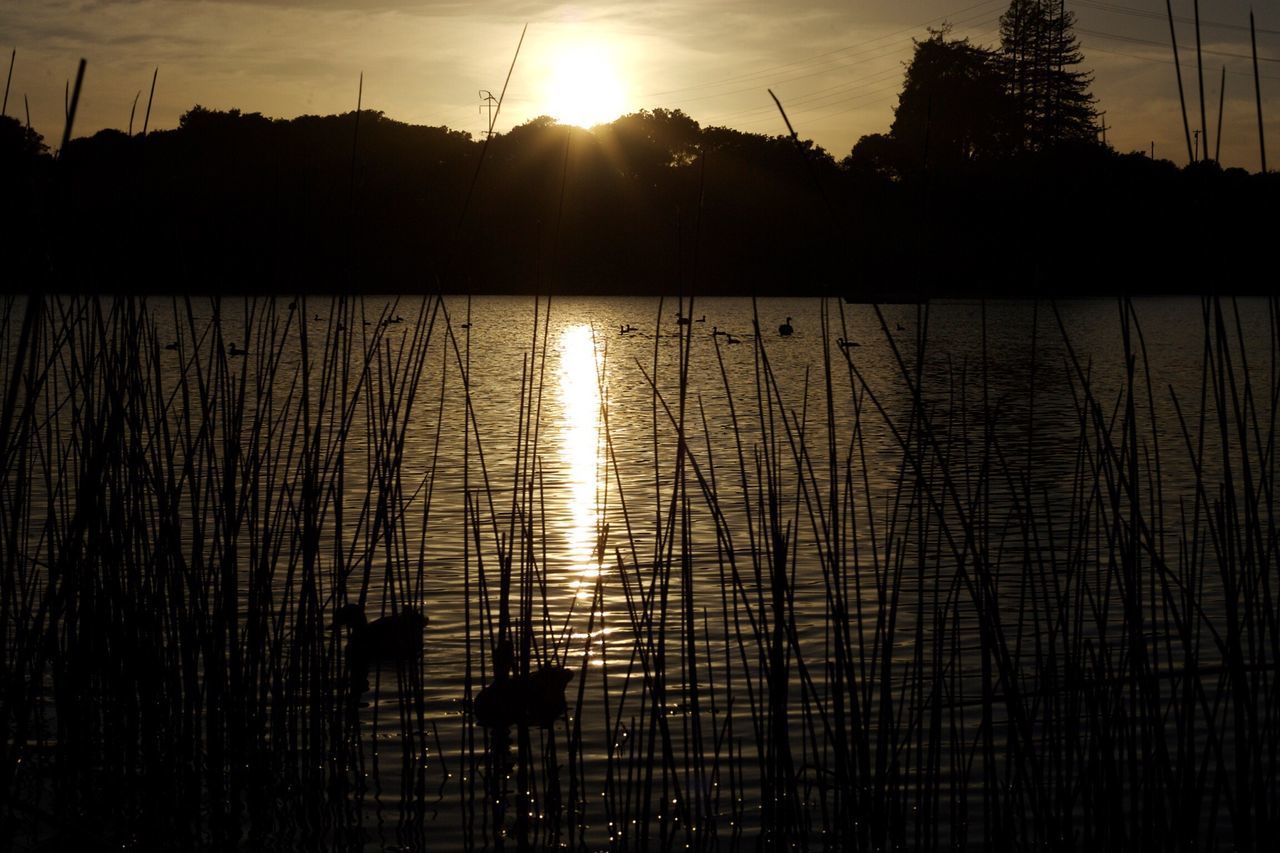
[2,294,1276,850]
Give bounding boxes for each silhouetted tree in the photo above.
[999,0,1098,149]
[0,115,48,161]
[880,28,1015,173]
[844,133,899,178]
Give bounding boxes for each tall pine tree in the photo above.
[1000,0,1098,149]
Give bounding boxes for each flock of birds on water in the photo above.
[158,307,910,363]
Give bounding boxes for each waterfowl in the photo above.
[837,338,860,349]
[778,317,794,337]
[726,334,741,345]
[227,343,247,357]
[695,315,706,323]
[164,341,179,351]
[334,603,427,669]
[473,641,574,729]
[711,326,727,337]
[896,322,906,332]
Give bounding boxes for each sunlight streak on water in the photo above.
[556,323,605,584]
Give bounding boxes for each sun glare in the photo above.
[542,42,627,128]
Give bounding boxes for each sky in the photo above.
[2,0,1277,170]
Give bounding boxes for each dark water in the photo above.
[3,295,1276,850]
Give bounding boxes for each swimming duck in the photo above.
[778,317,794,337]
[164,341,179,351]
[334,603,427,669]
[473,640,574,729]
[837,338,860,349]
[227,343,247,357]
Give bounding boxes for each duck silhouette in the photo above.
[837,338,860,349]
[778,317,794,337]
[227,343,247,357]
[334,603,427,671]
[163,341,179,351]
[473,640,574,729]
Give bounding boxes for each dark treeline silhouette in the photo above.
[2,13,1275,296]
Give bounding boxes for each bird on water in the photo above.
[778,317,794,337]
[334,602,427,677]
[473,639,574,729]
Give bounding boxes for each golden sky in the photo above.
[2,0,1277,168]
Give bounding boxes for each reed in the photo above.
[2,293,1278,849]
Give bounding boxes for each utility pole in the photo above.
[1097,111,1109,147]
[1251,9,1267,173]
[1214,65,1225,163]
[479,89,497,137]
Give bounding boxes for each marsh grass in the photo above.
[1,293,1277,850]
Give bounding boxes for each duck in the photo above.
[675,313,691,326]
[334,602,427,669]
[695,315,706,323]
[163,341,179,351]
[711,326,727,337]
[896,322,906,332]
[227,343,247,357]
[778,317,794,337]
[837,338,860,349]
[473,640,574,729]
[726,334,741,345]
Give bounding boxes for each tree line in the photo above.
[1,1,1274,296]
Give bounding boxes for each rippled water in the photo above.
[326,295,1269,848]
[5,295,1275,850]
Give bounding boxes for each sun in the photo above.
[542,42,627,129]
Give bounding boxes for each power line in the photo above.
[1075,26,1280,63]
[1073,0,1280,38]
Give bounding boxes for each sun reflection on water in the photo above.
[557,324,605,582]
